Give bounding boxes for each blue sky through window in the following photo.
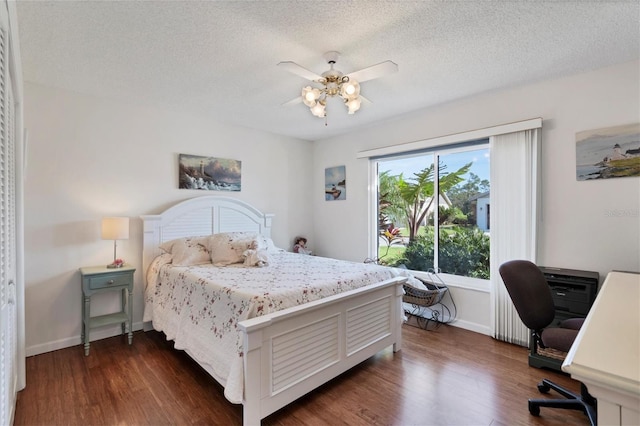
[379,148,490,183]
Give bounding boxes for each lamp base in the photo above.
[107,259,125,268]
[106,263,124,269]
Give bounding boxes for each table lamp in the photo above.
[101,216,129,268]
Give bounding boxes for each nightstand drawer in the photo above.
[87,273,131,290]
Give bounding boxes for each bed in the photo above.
[141,196,406,425]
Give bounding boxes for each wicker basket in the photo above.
[402,270,448,307]
[537,346,567,361]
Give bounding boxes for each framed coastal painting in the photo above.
[576,123,640,181]
[325,165,346,201]
[178,153,242,191]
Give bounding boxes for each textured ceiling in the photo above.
[16,1,640,142]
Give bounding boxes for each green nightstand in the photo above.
[80,265,135,356]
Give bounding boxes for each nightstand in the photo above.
[80,265,135,356]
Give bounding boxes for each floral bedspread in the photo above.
[143,252,400,404]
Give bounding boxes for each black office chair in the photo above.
[499,260,597,426]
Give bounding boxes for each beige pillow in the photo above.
[243,249,271,267]
[208,232,263,266]
[159,236,211,266]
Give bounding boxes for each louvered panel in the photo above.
[272,327,336,377]
[0,29,4,133]
[346,297,391,356]
[273,344,337,390]
[0,28,4,156]
[348,314,390,347]
[217,207,260,233]
[6,67,15,417]
[6,82,12,269]
[271,316,339,394]
[348,303,391,333]
[0,5,19,424]
[271,319,335,355]
[346,297,384,321]
[0,23,5,310]
[0,307,6,425]
[160,208,213,243]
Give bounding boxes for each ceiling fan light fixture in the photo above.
[345,97,361,114]
[341,78,360,99]
[279,51,398,120]
[302,86,320,107]
[325,81,340,96]
[310,100,326,117]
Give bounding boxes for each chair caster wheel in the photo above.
[537,382,550,393]
[528,401,540,416]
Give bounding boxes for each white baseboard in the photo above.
[27,318,492,357]
[448,319,492,336]
[26,321,145,357]
[403,303,491,336]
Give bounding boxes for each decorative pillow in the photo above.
[243,248,272,267]
[159,236,211,266]
[208,232,264,266]
[261,236,284,253]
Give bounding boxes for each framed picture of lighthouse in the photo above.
[178,153,242,191]
[576,123,640,181]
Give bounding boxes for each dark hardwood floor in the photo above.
[15,324,589,426]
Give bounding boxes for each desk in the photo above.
[562,271,640,425]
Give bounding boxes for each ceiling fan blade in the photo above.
[277,61,323,82]
[282,96,302,107]
[347,60,398,83]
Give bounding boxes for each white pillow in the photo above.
[208,232,264,266]
[261,236,284,253]
[159,236,211,266]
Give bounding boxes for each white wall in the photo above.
[312,60,640,332]
[476,197,490,232]
[23,60,640,353]
[23,83,313,355]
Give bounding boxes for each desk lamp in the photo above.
[101,217,129,268]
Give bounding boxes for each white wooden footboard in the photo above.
[239,276,406,426]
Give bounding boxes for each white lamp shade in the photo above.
[346,97,362,114]
[341,78,360,99]
[101,217,130,240]
[310,102,326,117]
[301,86,320,107]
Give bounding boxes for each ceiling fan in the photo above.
[278,51,398,119]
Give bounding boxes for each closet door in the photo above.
[0,2,18,423]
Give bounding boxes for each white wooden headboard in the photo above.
[140,196,274,276]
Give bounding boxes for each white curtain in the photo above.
[490,128,541,346]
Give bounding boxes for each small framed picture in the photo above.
[325,165,346,201]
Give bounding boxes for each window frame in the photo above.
[371,141,491,292]
[362,119,542,294]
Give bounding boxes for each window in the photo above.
[375,140,490,279]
